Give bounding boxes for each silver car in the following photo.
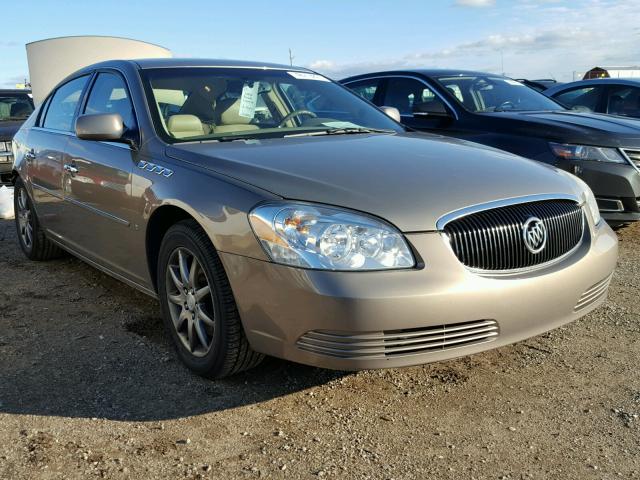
[11,59,618,378]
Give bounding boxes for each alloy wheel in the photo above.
[16,188,33,250]
[165,247,215,357]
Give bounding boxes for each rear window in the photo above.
[0,93,34,121]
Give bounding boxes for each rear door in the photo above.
[27,75,90,238]
[60,70,141,280]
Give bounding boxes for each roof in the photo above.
[341,68,506,82]
[131,58,309,71]
[545,78,640,94]
[0,89,32,94]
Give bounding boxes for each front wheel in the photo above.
[14,177,62,261]
[157,219,263,378]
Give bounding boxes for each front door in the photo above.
[60,71,141,281]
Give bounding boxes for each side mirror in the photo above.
[75,113,125,142]
[379,106,401,123]
[412,101,452,118]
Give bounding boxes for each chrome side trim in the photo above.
[595,197,624,213]
[619,148,640,173]
[63,195,130,226]
[137,160,174,177]
[343,74,460,121]
[31,181,64,199]
[435,193,583,231]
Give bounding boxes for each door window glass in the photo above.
[84,73,136,129]
[605,86,640,118]
[382,77,444,115]
[554,87,601,112]
[43,76,89,131]
[347,79,380,102]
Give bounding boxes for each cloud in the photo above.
[454,0,495,7]
[309,0,640,81]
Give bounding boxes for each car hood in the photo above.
[0,120,23,140]
[484,110,640,147]
[167,133,583,232]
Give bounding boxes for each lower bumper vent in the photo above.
[297,320,499,359]
[574,275,612,312]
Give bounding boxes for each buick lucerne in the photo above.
[11,59,618,378]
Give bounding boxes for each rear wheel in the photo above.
[157,219,263,378]
[14,178,62,261]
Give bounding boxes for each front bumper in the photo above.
[220,221,618,370]
[0,152,13,174]
[568,160,640,224]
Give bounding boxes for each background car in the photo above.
[11,59,617,379]
[0,89,34,184]
[341,70,640,225]
[544,78,640,119]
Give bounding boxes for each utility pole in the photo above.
[289,48,295,67]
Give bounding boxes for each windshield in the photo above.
[140,68,403,142]
[0,93,34,121]
[435,75,564,113]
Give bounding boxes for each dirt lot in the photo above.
[0,218,638,480]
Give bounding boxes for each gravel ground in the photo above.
[0,218,638,479]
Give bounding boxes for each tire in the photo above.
[13,177,63,261]
[157,219,263,378]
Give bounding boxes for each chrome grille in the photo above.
[623,148,640,168]
[297,320,499,359]
[442,200,584,271]
[574,275,612,312]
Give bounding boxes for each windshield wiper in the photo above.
[286,127,397,137]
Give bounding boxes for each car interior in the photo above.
[144,71,395,141]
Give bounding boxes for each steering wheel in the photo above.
[496,101,516,111]
[278,110,317,127]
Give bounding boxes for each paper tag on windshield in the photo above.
[322,121,361,129]
[238,82,259,118]
[287,71,330,82]
[504,79,525,86]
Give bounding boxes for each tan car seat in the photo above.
[214,98,260,134]
[167,114,205,139]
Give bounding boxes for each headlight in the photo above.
[249,202,415,270]
[573,176,601,225]
[549,143,627,164]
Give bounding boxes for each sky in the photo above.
[1,0,639,87]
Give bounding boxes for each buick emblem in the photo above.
[522,217,547,254]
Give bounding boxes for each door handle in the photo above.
[64,164,79,176]
[24,149,36,162]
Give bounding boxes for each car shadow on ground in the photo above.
[0,220,347,422]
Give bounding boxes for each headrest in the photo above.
[167,114,204,138]
[217,98,252,125]
[10,102,31,117]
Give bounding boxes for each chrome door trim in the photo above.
[31,181,64,199]
[343,74,460,121]
[63,194,130,227]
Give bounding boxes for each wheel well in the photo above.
[146,206,194,292]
